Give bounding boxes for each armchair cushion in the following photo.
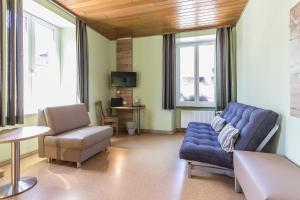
[44,104,90,135]
[44,126,113,150]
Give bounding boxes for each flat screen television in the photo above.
[111,72,137,87]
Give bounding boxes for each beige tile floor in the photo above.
[0,132,244,200]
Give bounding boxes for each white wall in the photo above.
[236,0,300,165]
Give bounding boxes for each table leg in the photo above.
[11,142,20,186]
[137,109,141,135]
[0,142,37,198]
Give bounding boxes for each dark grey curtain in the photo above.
[6,0,24,125]
[76,18,89,110]
[0,0,3,126]
[162,34,176,110]
[216,27,237,111]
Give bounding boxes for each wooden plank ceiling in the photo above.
[54,0,248,40]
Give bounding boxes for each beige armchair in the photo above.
[38,104,113,168]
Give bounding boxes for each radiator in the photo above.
[180,110,215,128]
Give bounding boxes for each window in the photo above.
[176,35,216,107]
[23,12,76,114]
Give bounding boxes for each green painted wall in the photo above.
[236,0,300,165]
[0,0,112,162]
[109,36,176,132]
[133,36,175,131]
[108,41,116,102]
[0,115,37,162]
[87,27,112,124]
[109,30,218,132]
[59,27,113,125]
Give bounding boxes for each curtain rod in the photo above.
[45,0,110,39]
[46,0,93,25]
[46,0,75,17]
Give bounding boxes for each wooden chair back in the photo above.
[95,101,105,125]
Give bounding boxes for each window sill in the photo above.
[176,102,216,108]
[176,105,216,110]
[24,113,37,117]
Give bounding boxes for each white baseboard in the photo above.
[141,129,176,134]
[0,150,38,167]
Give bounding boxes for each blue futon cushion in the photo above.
[180,122,233,168]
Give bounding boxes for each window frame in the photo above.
[176,38,216,108]
[23,12,60,114]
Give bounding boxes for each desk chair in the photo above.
[95,101,119,136]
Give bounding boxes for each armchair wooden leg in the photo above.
[0,168,4,178]
[116,123,119,136]
[76,162,81,168]
[47,158,52,163]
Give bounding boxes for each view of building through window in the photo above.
[176,35,216,107]
[23,4,76,114]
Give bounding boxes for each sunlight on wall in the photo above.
[236,0,300,165]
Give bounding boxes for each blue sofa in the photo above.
[179,102,279,175]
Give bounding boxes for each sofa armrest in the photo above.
[38,136,46,158]
[37,109,50,157]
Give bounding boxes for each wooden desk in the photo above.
[0,126,50,199]
[111,105,145,134]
